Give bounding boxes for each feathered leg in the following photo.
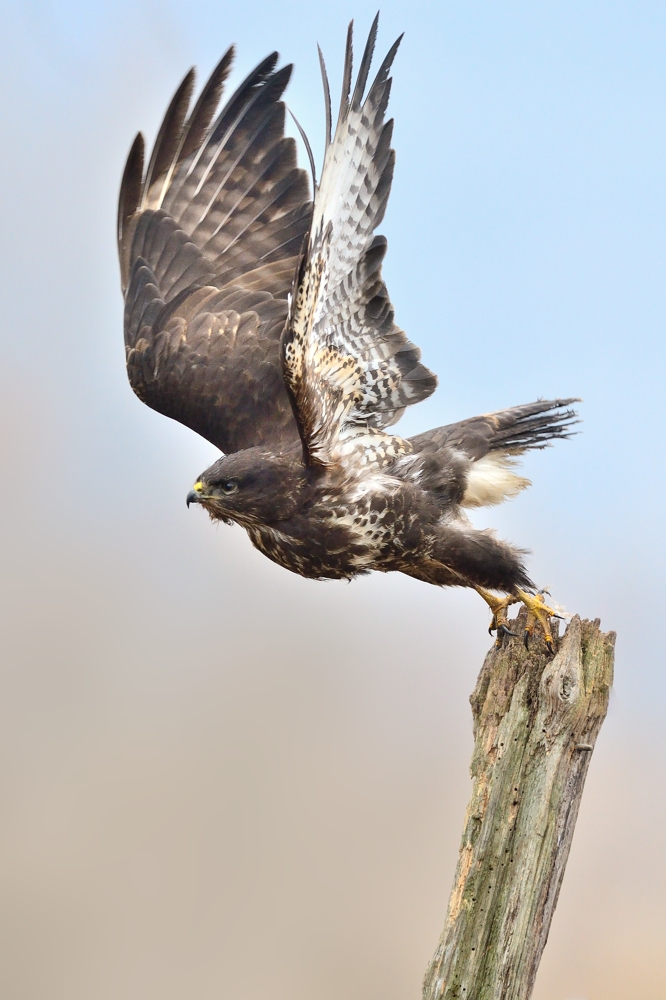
[405,526,561,653]
[430,523,533,594]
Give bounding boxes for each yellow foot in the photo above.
[515,588,560,655]
[475,587,520,648]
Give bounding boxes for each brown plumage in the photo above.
[118,18,578,599]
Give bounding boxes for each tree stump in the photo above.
[423,612,615,1000]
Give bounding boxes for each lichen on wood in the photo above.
[423,612,615,1000]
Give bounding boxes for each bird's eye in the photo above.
[221,480,238,495]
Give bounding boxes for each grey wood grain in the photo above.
[423,613,615,1000]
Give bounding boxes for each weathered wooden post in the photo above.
[423,612,615,1000]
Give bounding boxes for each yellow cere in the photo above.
[193,481,203,492]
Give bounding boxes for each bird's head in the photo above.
[186,448,307,526]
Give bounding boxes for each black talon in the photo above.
[524,631,531,650]
[498,624,517,638]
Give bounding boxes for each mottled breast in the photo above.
[245,479,428,580]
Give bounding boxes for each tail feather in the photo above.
[485,398,580,454]
[409,397,580,461]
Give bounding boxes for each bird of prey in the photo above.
[118,17,577,652]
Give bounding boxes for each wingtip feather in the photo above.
[367,33,403,109]
[118,131,145,250]
[317,44,332,147]
[351,12,379,110]
[337,21,354,127]
[142,67,196,208]
[179,46,235,161]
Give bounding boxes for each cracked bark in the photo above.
[422,612,615,1000]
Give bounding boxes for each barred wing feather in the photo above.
[282,18,437,471]
[118,49,312,455]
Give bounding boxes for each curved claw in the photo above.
[498,624,517,638]
[516,587,559,655]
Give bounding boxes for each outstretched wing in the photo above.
[118,48,312,455]
[281,17,437,471]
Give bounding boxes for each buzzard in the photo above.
[118,17,577,652]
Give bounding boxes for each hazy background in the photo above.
[1,1,664,998]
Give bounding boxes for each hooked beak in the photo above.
[186,481,205,508]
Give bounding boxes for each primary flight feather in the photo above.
[118,16,578,651]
